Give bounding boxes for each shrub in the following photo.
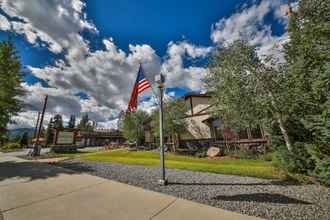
[259,152,273,161]
[194,147,208,158]
[225,149,258,159]
[273,143,314,174]
[312,158,330,186]
[1,142,22,150]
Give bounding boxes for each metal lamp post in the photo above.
[155,73,167,185]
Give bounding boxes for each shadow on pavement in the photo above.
[0,161,95,182]
[212,193,312,205]
[168,179,301,186]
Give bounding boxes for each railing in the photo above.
[179,138,268,150]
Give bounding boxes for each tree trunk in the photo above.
[172,134,178,153]
[268,91,293,152]
[277,116,293,152]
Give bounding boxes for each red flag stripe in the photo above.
[138,82,150,89]
[127,65,151,112]
[138,85,150,93]
[138,80,150,87]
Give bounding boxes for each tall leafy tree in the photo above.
[206,40,295,151]
[122,110,149,145]
[151,99,187,151]
[0,40,24,144]
[284,0,330,184]
[285,0,330,116]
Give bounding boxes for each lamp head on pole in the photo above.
[155,74,165,88]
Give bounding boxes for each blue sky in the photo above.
[0,0,288,128]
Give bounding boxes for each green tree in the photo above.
[67,115,76,128]
[19,131,29,147]
[206,40,295,151]
[285,0,330,117]
[0,40,24,144]
[53,114,63,130]
[284,0,330,183]
[122,110,149,145]
[151,99,187,151]
[45,118,54,146]
[77,114,94,132]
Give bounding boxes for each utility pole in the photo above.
[33,95,48,156]
[155,73,167,185]
[33,112,41,138]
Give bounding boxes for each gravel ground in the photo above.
[57,159,330,220]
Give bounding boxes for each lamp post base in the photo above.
[158,179,168,186]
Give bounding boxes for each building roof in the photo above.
[183,92,211,100]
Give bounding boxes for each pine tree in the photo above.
[77,114,94,132]
[53,114,63,130]
[68,115,76,128]
[45,118,54,146]
[0,40,24,144]
[20,131,29,147]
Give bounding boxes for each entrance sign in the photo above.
[52,128,78,152]
[57,131,75,145]
[53,128,77,146]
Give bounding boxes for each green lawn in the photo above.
[81,150,282,179]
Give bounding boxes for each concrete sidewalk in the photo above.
[0,154,262,220]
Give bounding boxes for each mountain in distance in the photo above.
[8,128,35,139]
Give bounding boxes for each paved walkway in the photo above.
[0,153,262,220]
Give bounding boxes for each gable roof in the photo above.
[183,92,211,100]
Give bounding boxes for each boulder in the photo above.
[207,147,220,158]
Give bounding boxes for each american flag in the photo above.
[127,65,151,112]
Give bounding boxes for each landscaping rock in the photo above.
[207,147,220,157]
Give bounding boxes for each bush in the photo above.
[1,142,22,150]
[273,143,315,174]
[259,152,273,161]
[312,158,330,186]
[194,147,208,158]
[225,149,258,159]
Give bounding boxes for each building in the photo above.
[143,92,267,150]
[183,92,266,141]
[183,93,216,139]
[76,129,126,147]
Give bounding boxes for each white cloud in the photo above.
[2,0,289,129]
[8,111,51,130]
[28,39,161,111]
[161,41,212,91]
[0,0,96,58]
[0,14,11,31]
[211,0,289,63]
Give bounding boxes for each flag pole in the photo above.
[135,95,139,148]
[155,73,167,185]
